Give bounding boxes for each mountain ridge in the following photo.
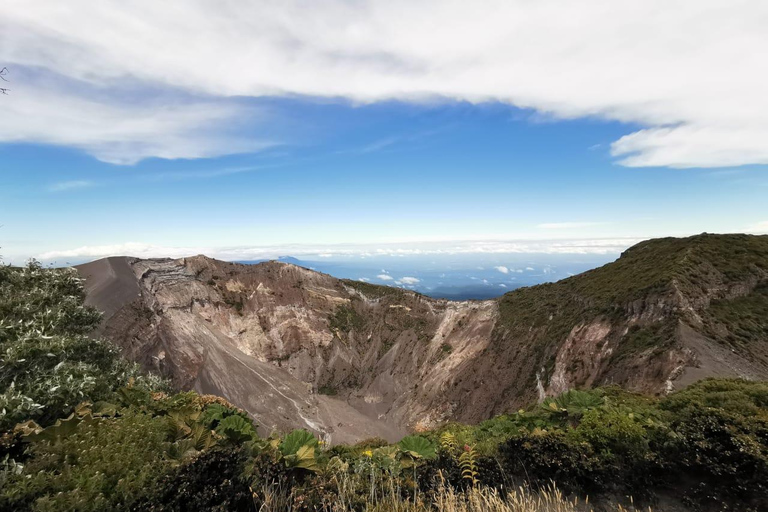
[76,234,768,442]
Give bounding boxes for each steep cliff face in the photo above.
[77,234,768,442]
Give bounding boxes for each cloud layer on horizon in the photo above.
[2,0,767,167]
[32,237,645,265]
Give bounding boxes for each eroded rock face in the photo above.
[77,240,768,442]
[77,256,497,442]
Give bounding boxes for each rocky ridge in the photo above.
[77,234,768,442]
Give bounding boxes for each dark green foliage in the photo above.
[0,261,167,431]
[201,402,252,430]
[0,411,170,512]
[215,415,257,444]
[499,429,607,492]
[489,392,665,494]
[241,439,328,510]
[494,234,768,384]
[611,321,676,363]
[317,385,337,396]
[328,304,366,333]
[666,407,768,509]
[659,379,768,509]
[423,381,768,509]
[488,381,767,508]
[200,402,231,426]
[539,388,605,425]
[131,446,254,512]
[341,279,407,300]
[660,378,768,416]
[705,283,768,347]
[398,435,437,460]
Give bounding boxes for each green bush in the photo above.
[660,377,768,417]
[667,406,768,508]
[0,262,167,431]
[0,410,170,512]
[572,407,650,460]
[659,379,768,508]
[131,446,254,512]
[499,429,605,492]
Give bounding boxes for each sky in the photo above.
[1,0,767,270]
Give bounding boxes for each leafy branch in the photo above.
[0,67,8,94]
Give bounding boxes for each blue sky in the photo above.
[1,1,767,265]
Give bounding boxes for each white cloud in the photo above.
[33,237,643,264]
[747,221,768,233]
[399,276,420,285]
[525,267,534,271]
[2,1,767,167]
[0,73,273,164]
[499,284,507,288]
[48,180,94,192]
[494,266,509,274]
[37,242,202,261]
[377,274,394,281]
[358,277,371,282]
[538,222,605,230]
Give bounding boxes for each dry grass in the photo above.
[255,476,651,512]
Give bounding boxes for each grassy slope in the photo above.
[491,234,768,386]
[498,233,768,327]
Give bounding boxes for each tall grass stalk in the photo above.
[255,475,651,512]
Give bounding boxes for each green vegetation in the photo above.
[494,234,768,386]
[498,234,768,324]
[2,253,768,511]
[328,303,367,334]
[426,381,768,509]
[318,385,338,396]
[4,410,169,511]
[0,261,166,431]
[705,282,768,347]
[342,279,409,300]
[611,321,676,363]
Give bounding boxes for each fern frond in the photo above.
[458,445,480,486]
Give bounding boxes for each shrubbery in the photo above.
[2,261,768,511]
[0,261,167,431]
[132,445,253,512]
[1,410,169,511]
[427,381,768,510]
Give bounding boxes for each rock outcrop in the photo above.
[77,234,768,442]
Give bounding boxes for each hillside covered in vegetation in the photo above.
[2,257,768,511]
[476,233,768,413]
